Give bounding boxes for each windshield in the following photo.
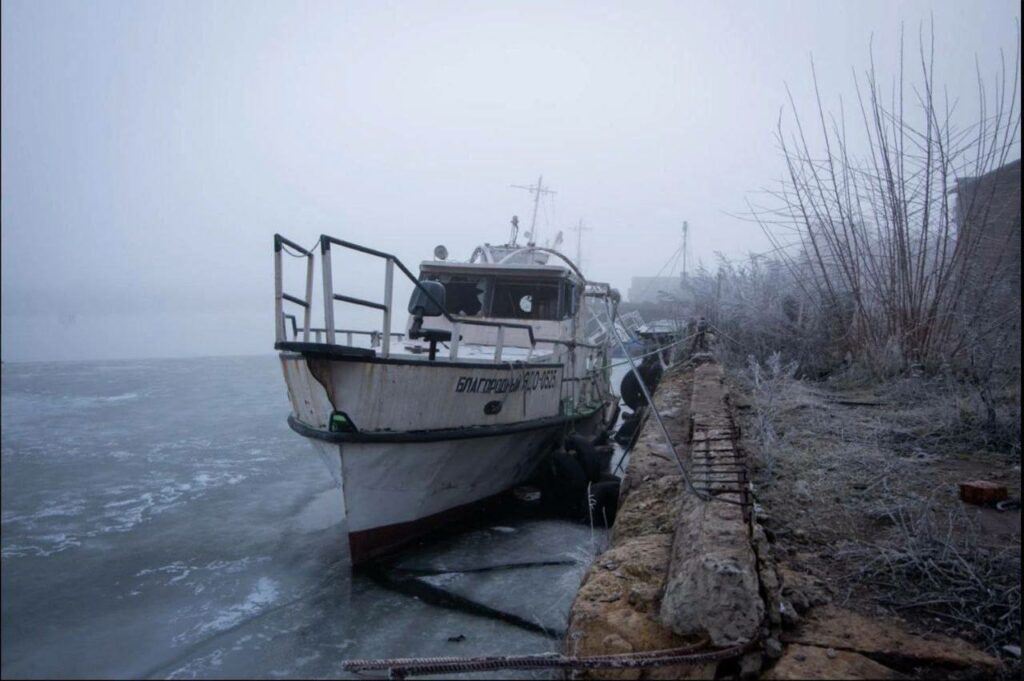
[490,280,562,320]
[421,272,575,321]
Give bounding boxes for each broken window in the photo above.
[490,280,562,320]
[422,274,487,316]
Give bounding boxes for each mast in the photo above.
[511,175,556,245]
[682,220,689,279]
[570,218,591,268]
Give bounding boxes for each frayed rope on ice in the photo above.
[343,635,757,678]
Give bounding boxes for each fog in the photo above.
[2,0,1019,362]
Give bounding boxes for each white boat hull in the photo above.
[280,350,612,563]
[306,408,604,563]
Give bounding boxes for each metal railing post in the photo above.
[321,237,336,345]
[382,258,394,358]
[274,246,285,344]
[450,322,461,359]
[302,253,314,342]
[494,326,505,362]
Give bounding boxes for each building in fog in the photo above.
[955,158,1021,306]
[628,276,683,303]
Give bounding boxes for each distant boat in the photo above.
[273,224,620,564]
[609,312,646,358]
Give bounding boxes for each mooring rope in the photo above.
[601,300,712,503]
[600,305,749,508]
[592,328,701,372]
[344,637,755,678]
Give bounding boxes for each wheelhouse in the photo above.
[417,261,581,322]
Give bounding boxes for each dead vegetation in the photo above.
[732,365,1021,666]
[676,20,1022,675]
[836,496,1021,655]
[748,20,1020,374]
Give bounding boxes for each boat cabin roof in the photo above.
[419,260,578,281]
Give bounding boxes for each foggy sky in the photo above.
[2,0,1020,361]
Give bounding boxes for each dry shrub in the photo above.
[745,352,799,478]
[690,255,853,377]
[702,22,1021,373]
[701,22,1021,453]
[837,494,1021,654]
[871,370,1022,460]
[748,21,1021,374]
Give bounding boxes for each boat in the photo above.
[610,311,647,358]
[272,219,621,564]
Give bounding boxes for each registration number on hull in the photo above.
[455,369,559,395]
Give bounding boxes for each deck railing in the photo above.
[319,235,545,361]
[273,235,315,343]
[275,233,620,363]
[279,315,405,346]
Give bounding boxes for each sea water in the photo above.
[2,356,621,679]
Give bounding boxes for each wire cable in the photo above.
[601,300,710,501]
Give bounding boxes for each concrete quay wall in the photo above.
[566,359,762,679]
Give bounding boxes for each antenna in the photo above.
[682,220,689,279]
[570,219,591,269]
[510,175,556,245]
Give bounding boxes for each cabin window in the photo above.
[491,280,562,320]
[420,272,578,321]
[423,275,487,316]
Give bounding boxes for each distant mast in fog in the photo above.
[511,175,556,246]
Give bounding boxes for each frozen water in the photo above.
[414,563,587,634]
[1,356,608,678]
[394,518,602,572]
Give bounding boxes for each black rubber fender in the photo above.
[619,356,662,410]
[592,403,620,446]
[613,409,643,445]
[539,450,589,516]
[640,356,664,393]
[566,434,604,483]
[585,481,621,528]
[619,369,645,410]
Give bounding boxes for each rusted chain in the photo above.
[344,637,755,678]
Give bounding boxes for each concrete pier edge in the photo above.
[566,356,766,680]
[566,354,1006,681]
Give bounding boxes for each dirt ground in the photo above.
[728,368,1022,676]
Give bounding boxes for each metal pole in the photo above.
[302,254,314,342]
[449,322,461,359]
[321,238,336,345]
[274,248,284,344]
[494,325,504,362]
[529,175,543,244]
[682,221,689,279]
[382,258,394,357]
